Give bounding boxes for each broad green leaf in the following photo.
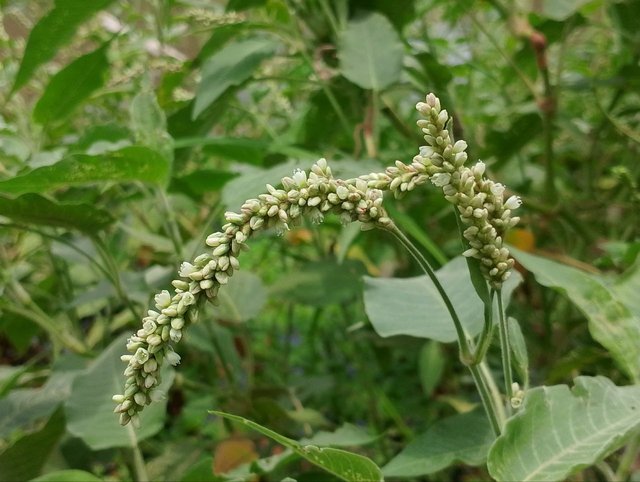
[270,260,364,307]
[363,257,522,342]
[301,423,379,447]
[210,411,384,482]
[338,12,403,90]
[212,271,267,323]
[418,341,445,397]
[0,408,66,481]
[0,193,114,233]
[31,470,102,482]
[33,42,110,125]
[0,146,170,195]
[130,91,173,162]
[511,247,640,381]
[383,410,494,478]
[65,334,174,450]
[0,373,71,439]
[488,376,640,482]
[193,37,278,119]
[12,0,115,91]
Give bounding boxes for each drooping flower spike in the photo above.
[114,94,520,425]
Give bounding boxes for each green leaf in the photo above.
[511,247,640,381]
[0,146,171,195]
[418,341,445,397]
[31,470,102,482]
[301,424,379,447]
[0,193,114,233]
[338,12,404,90]
[508,317,529,385]
[363,257,522,342]
[64,334,174,450]
[270,260,365,307]
[488,376,640,482]
[130,91,173,162]
[212,271,267,323]
[12,0,115,91]
[383,410,494,478]
[0,371,74,439]
[193,37,278,119]
[538,0,592,20]
[169,169,238,199]
[0,408,66,481]
[210,411,384,482]
[33,42,110,125]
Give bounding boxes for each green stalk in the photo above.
[470,289,495,365]
[382,223,503,435]
[497,291,514,409]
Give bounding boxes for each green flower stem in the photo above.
[125,426,149,482]
[384,223,503,436]
[615,433,640,481]
[497,291,513,408]
[386,224,472,362]
[470,289,496,365]
[468,364,502,437]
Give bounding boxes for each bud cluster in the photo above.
[413,93,521,287]
[114,159,389,425]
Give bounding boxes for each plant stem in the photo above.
[497,291,514,409]
[616,434,640,481]
[382,222,504,435]
[468,364,502,437]
[470,289,495,365]
[386,224,472,362]
[126,426,149,482]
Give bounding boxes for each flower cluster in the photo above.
[113,159,390,425]
[413,94,520,287]
[356,95,520,287]
[114,93,521,424]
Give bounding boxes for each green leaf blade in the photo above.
[33,42,110,125]
[193,38,278,119]
[510,247,640,381]
[210,411,383,482]
[363,257,522,342]
[338,12,404,90]
[487,376,640,482]
[12,0,115,91]
[64,334,174,450]
[0,146,171,195]
[0,193,114,233]
[383,410,494,478]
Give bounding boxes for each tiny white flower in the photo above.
[431,172,451,187]
[504,195,522,210]
[165,350,181,366]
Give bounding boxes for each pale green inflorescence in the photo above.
[358,93,520,288]
[113,159,389,426]
[113,93,520,424]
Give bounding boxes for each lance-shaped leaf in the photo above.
[510,247,640,381]
[338,12,403,90]
[33,42,110,125]
[488,376,640,482]
[210,411,383,482]
[0,193,114,233]
[0,146,170,195]
[383,410,494,478]
[193,37,278,119]
[12,0,115,91]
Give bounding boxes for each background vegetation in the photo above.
[0,0,639,480]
